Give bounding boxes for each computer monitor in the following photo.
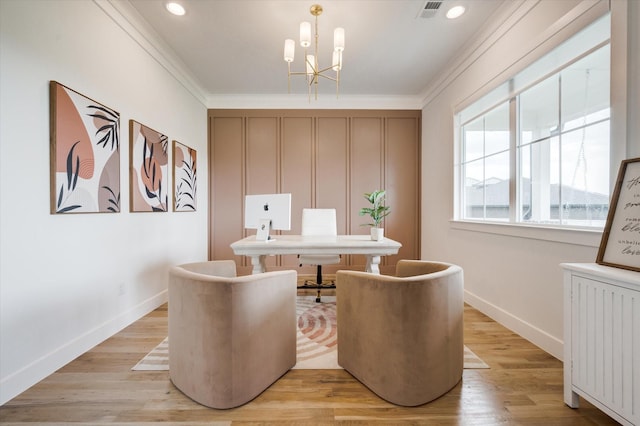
[244,193,292,237]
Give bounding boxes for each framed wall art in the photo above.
[596,157,640,272]
[50,81,120,214]
[129,120,168,212]
[172,140,197,212]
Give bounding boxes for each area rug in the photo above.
[132,296,489,371]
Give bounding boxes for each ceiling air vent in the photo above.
[418,0,443,19]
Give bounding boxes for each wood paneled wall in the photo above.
[208,109,421,275]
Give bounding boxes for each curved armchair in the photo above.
[168,260,297,409]
[336,260,464,406]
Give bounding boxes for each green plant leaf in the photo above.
[359,189,390,227]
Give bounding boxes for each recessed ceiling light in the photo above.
[166,2,185,16]
[446,5,466,19]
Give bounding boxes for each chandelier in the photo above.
[283,4,344,101]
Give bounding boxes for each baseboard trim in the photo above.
[0,290,168,405]
[464,289,564,361]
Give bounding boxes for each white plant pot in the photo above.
[371,227,384,241]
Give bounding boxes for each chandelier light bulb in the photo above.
[333,27,345,52]
[284,39,295,62]
[300,22,311,47]
[332,50,342,71]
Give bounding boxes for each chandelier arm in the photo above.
[317,73,337,82]
[316,64,338,74]
[307,74,319,86]
[305,56,318,74]
[289,71,311,76]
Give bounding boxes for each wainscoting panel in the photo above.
[245,117,279,269]
[386,117,421,264]
[208,109,421,275]
[349,117,384,267]
[316,117,349,227]
[210,117,244,264]
[281,117,313,268]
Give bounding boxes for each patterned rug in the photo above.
[132,296,489,371]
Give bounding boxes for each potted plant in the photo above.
[359,189,390,241]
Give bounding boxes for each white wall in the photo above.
[421,0,639,360]
[0,0,208,404]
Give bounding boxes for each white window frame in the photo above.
[452,11,622,248]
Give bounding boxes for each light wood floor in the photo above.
[0,287,620,425]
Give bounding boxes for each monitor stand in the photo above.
[255,218,273,242]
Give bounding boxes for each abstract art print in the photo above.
[172,141,197,212]
[129,120,168,212]
[50,81,120,214]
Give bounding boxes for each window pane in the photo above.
[560,122,610,225]
[519,76,559,145]
[463,117,484,162]
[519,144,532,220]
[485,152,509,219]
[485,103,510,155]
[519,137,560,224]
[562,45,610,132]
[549,136,561,222]
[463,159,484,219]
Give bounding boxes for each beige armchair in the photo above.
[168,260,297,409]
[336,260,464,406]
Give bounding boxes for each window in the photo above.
[456,15,610,229]
[462,102,510,221]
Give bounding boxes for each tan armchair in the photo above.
[168,260,297,409]
[336,260,464,406]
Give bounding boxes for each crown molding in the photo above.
[418,0,533,107]
[94,0,208,107]
[206,94,424,110]
[419,0,609,108]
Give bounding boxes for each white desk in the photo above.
[230,235,402,275]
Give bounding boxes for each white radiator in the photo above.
[564,263,640,426]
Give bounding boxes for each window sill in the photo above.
[449,220,603,247]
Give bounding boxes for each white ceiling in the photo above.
[124,0,506,104]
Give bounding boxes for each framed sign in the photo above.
[596,157,640,272]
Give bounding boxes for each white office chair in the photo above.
[299,208,341,302]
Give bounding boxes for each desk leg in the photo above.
[250,255,266,274]
[365,255,381,274]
